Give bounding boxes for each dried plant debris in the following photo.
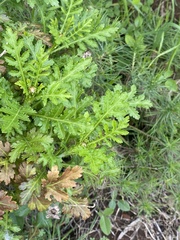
[0,60,6,74]
[0,190,18,219]
[0,164,15,185]
[0,141,11,157]
[46,205,60,219]
[18,22,52,47]
[66,187,180,240]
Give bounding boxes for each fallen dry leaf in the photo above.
[42,165,83,203]
[0,141,11,157]
[15,162,36,183]
[28,194,51,211]
[0,190,18,218]
[46,165,59,182]
[59,166,83,188]
[44,187,69,202]
[0,210,4,219]
[62,198,91,220]
[0,164,15,185]
[0,59,6,74]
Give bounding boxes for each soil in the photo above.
[67,187,180,240]
[152,0,180,20]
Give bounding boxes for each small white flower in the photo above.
[29,86,36,93]
[46,205,60,219]
[82,51,92,58]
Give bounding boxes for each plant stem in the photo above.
[0,0,7,6]
[52,219,57,239]
[128,125,164,145]
[122,0,129,22]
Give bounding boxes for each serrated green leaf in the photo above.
[75,147,112,174]
[9,129,53,162]
[0,77,13,105]
[42,85,72,106]
[49,8,119,51]
[36,211,52,228]
[0,102,36,135]
[38,149,62,168]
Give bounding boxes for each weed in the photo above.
[0,0,179,239]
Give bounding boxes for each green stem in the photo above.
[60,0,73,34]
[148,43,180,68]
[122,0,129,22]
[80,113,107,144]
[170,0,175,22]
[128,125,164,144]
[157,31,164,55]
[29,227,38,240]
[16,54,29,96]
[52,219,57,239]
[167,43,179,70]
[5,211,8,231]
[132,52,136,70]
[38,5,46,32]
[0,0,7,5]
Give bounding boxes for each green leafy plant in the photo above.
[2,0,179,239]
[0,0,152,238]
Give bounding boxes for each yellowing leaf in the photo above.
[0,190,18,219]
[0,164,15,185]
[15,162,36,183]
[19,162,36,178]
[28,194,51,211]
[62,198,91,220]
[0,60,6,74]
[44,188,69,202]
[58,166,83,188]
[0,210,4,219]
[42,165,83,203]
[19,178,42,205]
[0,141,11,157]
[46,165,59,182]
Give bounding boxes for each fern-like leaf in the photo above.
[9,128,53,163]
[0,101,36,136]
[0,77,13,106]
[41,57,97,105]
[74,146,114,174]
[82,85,152,141]
[49,6,119,51]
[19,173,43,208]
[3,27,30,95]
